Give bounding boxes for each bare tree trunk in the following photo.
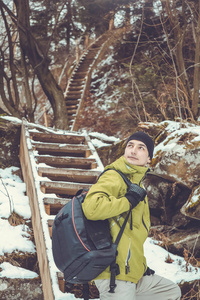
[0,3,20,109]
[20,48,35,122]
[164,0,192,104]
[66,0,72,53]
[0,63,21,118]
[192,0,200,118]
[14,0,69,130]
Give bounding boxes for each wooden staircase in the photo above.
[65,27,126,131]
[19,120,104,300]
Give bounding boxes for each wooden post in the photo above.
[76,39,80,63]
[84,35,89,48]
[109,18,114,30]
[19,122,55,300]
[43,107,48,127]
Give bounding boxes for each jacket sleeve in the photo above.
[82,170,130,220]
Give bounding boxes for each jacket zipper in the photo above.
[125,238,131,274]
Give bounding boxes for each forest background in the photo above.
[0,1,200,299]
[0,0,200,137]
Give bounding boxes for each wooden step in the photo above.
[77,66,92,71]
[68,115,76,121]
[84,52,98,58]
[32,142,91,157]
[38,167,100,183]
[83,55,97,60]
[67,91,82,95]
[36,155,98,169]
[44,197,71,215]
[69,81,84,86]
[75,71,88,75]
[70,78,85,82]
[57,272,65,293]
[65,100,79,106]
[66,108,78,115]
[30,131,85,144]
[40,180,92,195]
[66,105,78,111]
[65,96,81,101]
[68,86,83,91]
[65,94,82,100]
[72,72,87,77]
[72,74,86,80]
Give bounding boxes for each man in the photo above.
[82,131,181,300]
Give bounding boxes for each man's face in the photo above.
[124,140,151,166]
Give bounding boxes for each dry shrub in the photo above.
[181,280,200,300]
[8,211,25,226]
[165,254,174,264]
[149,227,170,250]
[183,248,199,270]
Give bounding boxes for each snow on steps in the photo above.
[19,120,104,300]
[64,26,127,132]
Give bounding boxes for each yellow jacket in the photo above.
[82,155,150,284]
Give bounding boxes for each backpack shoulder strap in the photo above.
[114,209,131,246]
[98,168,132,294]
[98,168,132,246]
[99,168,132,189]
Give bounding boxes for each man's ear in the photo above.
[147,157,151,164]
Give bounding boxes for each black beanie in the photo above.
[126,131,154,159]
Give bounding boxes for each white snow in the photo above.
[0,167,35,257]
[0,262,38,279]
[154,121,200,155]
[144,238,199,284]
[89,132,120,143]
[0,218,35,255]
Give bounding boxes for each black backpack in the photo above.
[52,169,132,298]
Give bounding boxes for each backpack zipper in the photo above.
[72,196,90,252]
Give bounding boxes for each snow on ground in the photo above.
[0,262,38,279]
[89,131,120,148]
[0,166,37,279]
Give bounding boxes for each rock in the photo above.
[140,121,200,266]
[143,173,191,227]
[167,226,200,259]
[152,149,200,189]
[181,185,200,221]
[0,117,21,168]
[0,278,43,300]
[97,139,126,166]
[148,121,200,189]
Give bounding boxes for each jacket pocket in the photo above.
[142,216,149,233]
[131,201,144,229]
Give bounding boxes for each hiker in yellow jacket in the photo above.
[82,131,181,300]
